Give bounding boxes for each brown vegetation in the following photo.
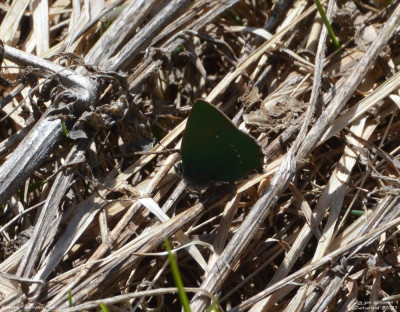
[0,0,400,311]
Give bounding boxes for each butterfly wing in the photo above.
[181,99,262,183]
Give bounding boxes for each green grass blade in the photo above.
[341,209,365,216]
[68,290,73,307]
[164,238,191,312]
[61,120,68,136]
[99,302,110,312]
[206,296,220,312]
[314,0,340,49]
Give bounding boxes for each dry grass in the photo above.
[0,0,400,311]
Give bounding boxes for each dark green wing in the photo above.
[181,99,262,183]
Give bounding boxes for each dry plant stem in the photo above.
[50,203,206,309]
[234,212,400,311]
[289,182,322,239]
[62,0,126,52]
[0,271,42,285]
[249,2,310,82]
[304,273,336,311]
[290,117,368,311]
[218,220,302,303]
[206,5,316,102]
[0,116,62,207]
[306,202,400,312]
[45,199,138,306]
[105,0,195,71]
[263,0,296,34]
[16,139,92,279]
[84,0,159,65]
[127,0,245,89]
[2,1,399,311]
[250,40,400,312]
[0,201,44,236]
[190,151,296,310]
[0,125,32,156]
[32,0,49,56]
[279,10,400,305]
[0,150,95,309]
[263,125,299,159]
[0,81,27,110]
[190,4,400,311]
[46,153,181,307]
[0,0,30,44]
[136,195,208,271]
[258,6,400,309]
[268,8,400,307]
[4,45,97,104]
[29,186,114,302]
[306,193,400,312]
[250,2,334,310]
[0,239,35,298]
[56,287,210,312]
[296,4,400,163]
[161,178,187,212]
[321,69,400,142]
[188,5,315,312]
[311,274,346,312]
[208,192,242,268]
[0,45,98,207]
[0,142,92,309]
[292,0,333,153]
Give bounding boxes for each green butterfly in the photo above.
[180,99,263,184]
